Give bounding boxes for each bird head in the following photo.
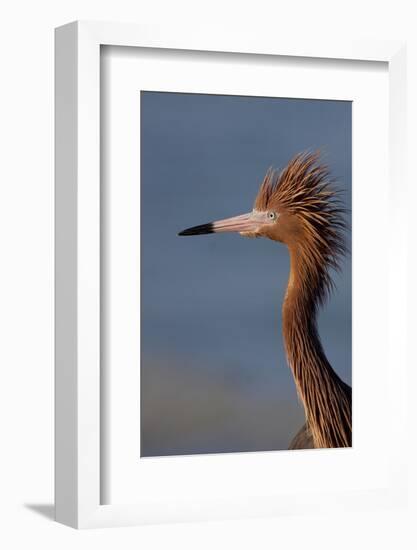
[179,151,346,255]
[179,151,348,305]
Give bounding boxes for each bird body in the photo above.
[179,152,352,449]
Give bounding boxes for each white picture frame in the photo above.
[55,21,407,529]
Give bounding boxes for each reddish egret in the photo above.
[179,152,351,449]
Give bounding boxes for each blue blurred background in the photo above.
[140,91,352,457]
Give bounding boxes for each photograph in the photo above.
[140,91,352,456]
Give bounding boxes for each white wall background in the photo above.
[0,1,415,548]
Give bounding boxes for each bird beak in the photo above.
[178,211,267,236]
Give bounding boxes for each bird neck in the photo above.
[282,246,351,448]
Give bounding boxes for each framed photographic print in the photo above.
[55,21,407,528]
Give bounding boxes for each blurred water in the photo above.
[140,92,352,456]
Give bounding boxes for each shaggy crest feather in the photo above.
[255,151,348,307]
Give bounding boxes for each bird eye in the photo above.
[268,211,277,220]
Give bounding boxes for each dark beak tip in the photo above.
[177,223,214,236]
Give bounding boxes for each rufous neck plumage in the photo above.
[282,245,351,448]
